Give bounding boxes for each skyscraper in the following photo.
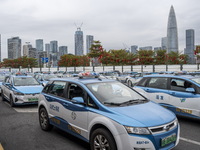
[7,37,21,59]
[185,29,195,64]
[130,45,138,54]
[36,39,43,51]
[161,37,167,50]
[75,27,84,56]
[45,43,50,54]
[23,42,32,57]
[86,35,94,54]
[59,46,68,58]
[167,5,178,53]
[50,40,58,53]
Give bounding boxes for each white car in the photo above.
[1,75,43,106]
[38,74,179,150]
[133,74,200,119]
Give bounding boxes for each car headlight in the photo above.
[13,91,24,95]
[124,126,151,135]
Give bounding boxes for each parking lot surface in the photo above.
[0,98,199,150]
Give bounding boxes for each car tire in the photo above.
[10,95,15,107]
[39,107,53,131]
[1,90,6,101]
[90,128,117,150]
[128,80,132,87]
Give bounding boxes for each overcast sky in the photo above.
[0,0,200,59]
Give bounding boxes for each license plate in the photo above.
[161,134,176,147]
[28,98,38,101]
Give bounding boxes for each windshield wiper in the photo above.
[120,99,147,105]
[103,102,122,106]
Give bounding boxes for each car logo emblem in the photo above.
[71,112,76,120]
[163,125,170,131]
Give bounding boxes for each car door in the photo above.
[3,76,12,99]
[135,77,170,105]
[168,78,200,118]
[64,83,88,135]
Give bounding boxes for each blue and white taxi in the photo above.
[1,75,43,106]
[38,73,179,150]
[133,74,200,120]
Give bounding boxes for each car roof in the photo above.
[49,77,116,85]
[143,74,198,80]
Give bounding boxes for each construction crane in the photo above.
[74,22,83,31]
[122,43,130,52]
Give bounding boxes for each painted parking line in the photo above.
[0,143,4,150]
[180,137,200,146]
[14,107,38,113]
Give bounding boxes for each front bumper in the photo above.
[13,93,40,105]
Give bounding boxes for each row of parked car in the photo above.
[0,70,200,150]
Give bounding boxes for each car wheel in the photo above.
[10,95,15,107]
[90,128,117,150]
[1,90,6,101]
[128,80,132,87]
[39,107,53,131]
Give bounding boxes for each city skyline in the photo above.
[0,0,200,59]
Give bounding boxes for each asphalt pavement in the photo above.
[0,98,199,150]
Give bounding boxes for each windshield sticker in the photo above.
[176,108,192,114]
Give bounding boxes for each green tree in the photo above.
[155,50,167,64]
[138,50,154,65]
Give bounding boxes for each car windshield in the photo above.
[191,77,200,84]
[86,81,147,106]
[43,74,57,80]
[14,77,40,86]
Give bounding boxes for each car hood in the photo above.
[14,85,43,94]
[109,101,176,127]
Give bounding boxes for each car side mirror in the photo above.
[186,87,195,93]
[72,97,85,105]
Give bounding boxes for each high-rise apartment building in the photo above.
[130,45,138,54]
[50,41,58,53]
[45,43,50,54]
[139,46,152,50]
[23,42,32,57]
[75,27,84,56]
[185,29,195,64]
[29,48,37,58]
[167,5,178,53]
[161,37,168,50]
[36,39,43,51]
[7,37,21,59]
[59,46,68,58]
[86,35,93,54]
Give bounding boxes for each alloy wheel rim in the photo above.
[94,134,110,150]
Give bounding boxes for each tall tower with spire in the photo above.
[75,25,84,56]
[167,5,178,53]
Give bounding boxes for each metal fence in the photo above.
[1,64,200,73]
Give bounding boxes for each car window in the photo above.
[68,83,84,100]
[86,81,145,104]
[14,77,40,86]
[170,78,194,92]
[48,81,66,97]
[136,78,148,87]
[147,77,168,89]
